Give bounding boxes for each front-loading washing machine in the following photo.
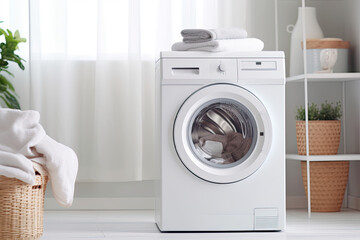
[155,51,285,232]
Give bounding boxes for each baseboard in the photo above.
[47,196,308,210]
[45,196,360,210]
[348,195,360,210]
[44,197,155,210]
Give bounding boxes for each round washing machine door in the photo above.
[173,83,272,184]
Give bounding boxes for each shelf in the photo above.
[286,73,360,83]
[286,153,360,161]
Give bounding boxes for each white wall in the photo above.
[246,0,276,50]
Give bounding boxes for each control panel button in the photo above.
[218,63,226,72]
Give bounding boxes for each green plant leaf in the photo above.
[0,23,25,109]
[1,69,14,77]
[0,84,6,92]
[0,95,10,106]
[308,103,319,120]
[3,90,20,109]
[295,103,319,120]
[295,105,305,121]
[295,101,342,121]
[0,28,6,36]
[319,101,342,120]
[0,94,20,109]
[14,30,26,43]
[0,74,15,91]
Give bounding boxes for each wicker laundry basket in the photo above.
[0,166,48,240]
[301,161,349,212]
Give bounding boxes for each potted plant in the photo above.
[0,21,26,109]
[295,101,342,155]
[295,101,348,212]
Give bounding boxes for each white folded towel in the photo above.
[0,108,78,208]
[171,38,264,52]
[181,28,248,43]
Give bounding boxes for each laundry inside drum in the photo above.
[190,100,257,168]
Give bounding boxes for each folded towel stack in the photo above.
[181,28,248,43]
[172,38,264,52]
[172,28,264,52]
[0,108,78,208]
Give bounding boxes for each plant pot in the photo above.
[301,161,349,212]
[296,120,341,155]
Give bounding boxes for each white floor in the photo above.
[42,209,360,240]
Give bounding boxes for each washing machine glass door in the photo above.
[173,84,272,183]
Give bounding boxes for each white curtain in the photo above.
[28,0,248,182]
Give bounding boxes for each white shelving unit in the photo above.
[287,73,360,83]
[276,0,360,217]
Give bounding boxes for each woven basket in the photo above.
[296,120,341,155]
[0,166,48,240]
[301,161,349,212]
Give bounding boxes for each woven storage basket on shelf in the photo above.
[0,166,48,240]
[296,120,341,155]
[301,161,349,212]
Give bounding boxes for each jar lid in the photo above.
[302,38,350,49]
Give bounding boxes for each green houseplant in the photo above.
[295,101,348,212]
[296,101,342,121]
[0,21,26,109]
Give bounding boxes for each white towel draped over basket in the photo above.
[0,109,78,208]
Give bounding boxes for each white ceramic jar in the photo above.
[287,7,324,76]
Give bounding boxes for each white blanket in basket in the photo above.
[0,108,78,208]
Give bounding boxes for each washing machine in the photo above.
[155,51,285,232]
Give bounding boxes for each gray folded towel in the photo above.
[181,28,248,43]
[171,38,264,52]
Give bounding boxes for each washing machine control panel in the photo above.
[162,59,237,85]
[161,57,285,85]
